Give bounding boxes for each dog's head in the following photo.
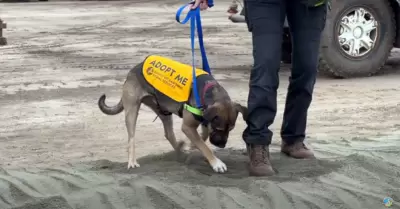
[202,102,248,148]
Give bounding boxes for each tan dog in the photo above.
[98,56,247,173]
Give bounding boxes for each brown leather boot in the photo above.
[247,144,275,176]
[281,141,315,159]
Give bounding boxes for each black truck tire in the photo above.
[319,0,396,78]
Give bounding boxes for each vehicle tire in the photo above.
[319,0,395,78]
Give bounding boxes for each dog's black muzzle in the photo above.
[209,131,228,148]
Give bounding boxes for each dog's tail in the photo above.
[98,94,124,115]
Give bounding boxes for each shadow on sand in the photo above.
[89,148,343,186]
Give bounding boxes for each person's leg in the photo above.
[242,0,286,176]
[281,27,292,64]
[281,0,327,158]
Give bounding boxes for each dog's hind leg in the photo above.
[142,98,183,152]
[161,114,183,151]
[124,102,141,169]
[121,73,150,169]
[160,114,186,152]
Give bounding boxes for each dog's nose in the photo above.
[217,144,226,148]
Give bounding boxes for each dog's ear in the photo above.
[234,103,248,121]
[203,105,218,121]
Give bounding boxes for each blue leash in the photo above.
[175,1,213,108]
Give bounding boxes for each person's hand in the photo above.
[191,0,209,10]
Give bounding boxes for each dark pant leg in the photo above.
[242,0,286,145]
[280,1,327,144]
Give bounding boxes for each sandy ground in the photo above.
[1,0,400,208]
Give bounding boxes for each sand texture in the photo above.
[1,0,400,208]
[1,142,400,209]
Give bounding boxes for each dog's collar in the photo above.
[201,81,218,105]
[183,103,203,116]
[183,81,217,117]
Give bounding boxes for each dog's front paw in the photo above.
[127,161,140,169]
[211,158,227,173]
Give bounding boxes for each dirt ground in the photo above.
[1,1,400,209]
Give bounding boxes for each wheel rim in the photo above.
[337,7,378,58]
